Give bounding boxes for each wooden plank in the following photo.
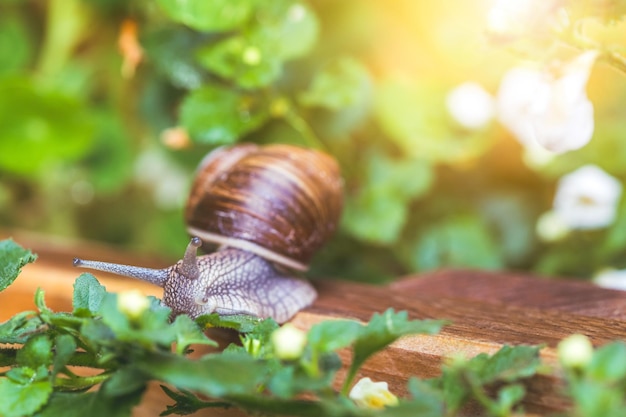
[3,234,626,415]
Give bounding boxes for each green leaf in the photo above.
[406,214,503,272]
[16,334,53,369]
[375,79,493,164]
[342,187,408,245]
[0,76,95,177]
[495,384,525,413]
[196,313,263,333]
[299,58,371,111]
[391,378,445,417]
[100,367,148,397]
[0,378,53,417]
[159,386,231,416]
[73,273,107,315]
[588,342,626,382]
[0,239,37,291]
[137,352,267,397]
[256,1,318,60]
[196,31,282,89]
[156,0,255,31]
[0,310,43,344]
[52,334,77,377]
[474,345,542,384]
[170,314,218,354]
[0,13,34,75]
[342,151,433,245]
[143,28,205,90]
[307,319,361,354]
[35,388,144,417]
[345,309,445,390]
[180,84,269,145]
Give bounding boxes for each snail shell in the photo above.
[185,143,344,271]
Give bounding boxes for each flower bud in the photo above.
[271,323,307,360]
[558,334,593,369]
[117,290,150,320]
[349,377,398,409]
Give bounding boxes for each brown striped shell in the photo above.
[185,143,343,271]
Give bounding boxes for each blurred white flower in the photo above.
[536,210,570,242]
[486,0,565,40]
[497,51,598,154]
[594,269,626,291]
[349,377,398,409]
[271,323,307,360]
[446,82,495,129]
[557,334,593,369]
[553,165,622,230]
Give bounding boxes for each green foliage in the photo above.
[4,240,626,416]
[180,85,269,144]
[2,0,626,288]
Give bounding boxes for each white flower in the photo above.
[446,82,495,129]
[497,51,598,155]
[558,334,593,369]
[349,377,398,409]
[553,165,622,230]
[594,269,626,291]
[271,323,307,360]
[118,290,150,320]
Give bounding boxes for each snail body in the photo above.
[73,143,343,323]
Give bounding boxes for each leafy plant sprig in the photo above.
[5,238,622,417]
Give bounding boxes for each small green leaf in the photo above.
[0,77,95,177]
[588,342,626,382]
[196,313,263,333]
[345,309,445,390]
[0,378,53,417]
[170,314,218,354]
[0,13,34,75]
[159,386,231,416]
[0,311,43,344]
[73,273,107,314]
[196,31,282,89]
[299,58,370,111]
[52,335,77,377]
[138,352,267,397]
[496,384,526,413]
[256,1,318,60]
[475,345,542,383]
[406,214,503,272]
[342,187,408,245]
[307,319,361,353]
[156,0,255,31]
[180,84,269,145]
[34,388,144,417]
[100,367,148,397]
[0,239,37,291]
[16,334,53,369]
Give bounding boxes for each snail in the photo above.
[73,143,343,323]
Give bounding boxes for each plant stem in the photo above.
[54,373,110,390]
[283,107,327,150]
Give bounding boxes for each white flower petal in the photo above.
[446,82,495,129]
[594,269,626,291]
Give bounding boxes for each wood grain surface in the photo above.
[3,232,626,416]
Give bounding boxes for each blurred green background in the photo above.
[1,0,626,282]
